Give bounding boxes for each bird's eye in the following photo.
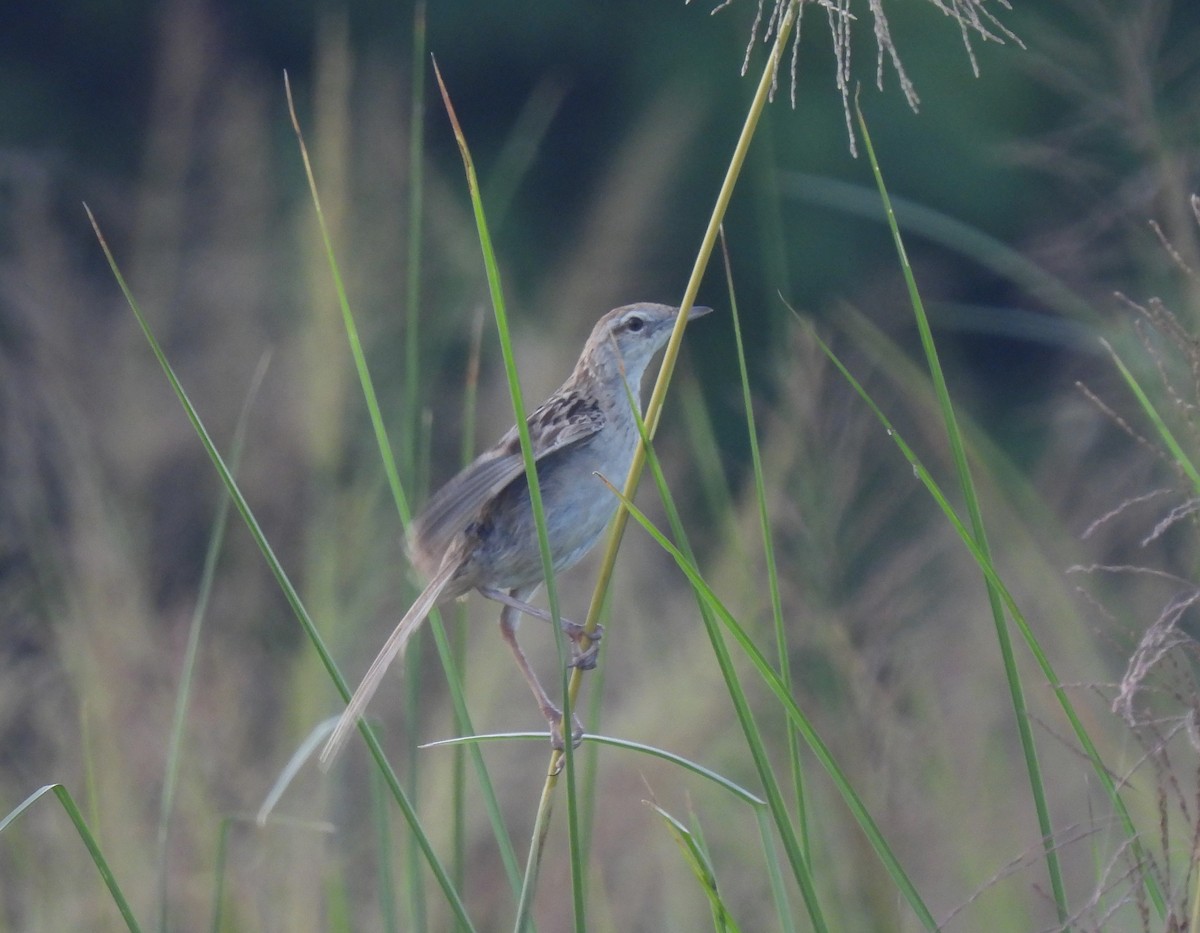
[626,315,645,333]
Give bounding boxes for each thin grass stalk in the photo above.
[401,13,429,923]
[780,173,1097,325]
[452,307,485,895]
[612,372,938,924]
[602,467,938,928]
[429,59,585,933]
[719,229,809,857]
[575,612,607,871]
[290,60,528,923]
[155,353,269,933]
[450,610,469,895]
[810,324,1166,920]
[285,72,410,525]
[756,807,796,933]
[570,0,801,669]
[370,765,399,933]
[1192,854,1200,933]
[528,0,803,872]
[616,368,827,920]
[510,2,804,920]
[854,99,1069,923]
[425,618,526,898]
[401,0,427,484]
[679,378,748,563]
[402,647,427,930]
[620,398,828,930]
[209,817,232,933]
[650,804,741,933]
[86,207,476,932]
[0,784,143,933]
[1104,339,1200,492]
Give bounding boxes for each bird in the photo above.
[320,302,712,765]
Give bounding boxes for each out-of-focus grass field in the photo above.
[3,2,1200,930]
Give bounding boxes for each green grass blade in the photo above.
[423,733,765,809]
[679,378,748,564]
[451,305,486,893]
[613,382,833,932]
[756,806,796,933]
[371,763,399,933]
[779,172,1098,326]
[401,19,430,919]
[401,0,428,485]
[574,0,801,686]
[648,803,742,933]
[290,58,528,920]
[811,325,1167,919]
[156,351,269,933]
[599,459,935,929]
[210,816,233,933]
[425,619,526,897]
[1,784,143,933]
[284,72,410,525]
[718,229,808,857]
[854,99,1068,924]
[430,59,581,933]
[1104,339,1200,493]
[85,206,476,933]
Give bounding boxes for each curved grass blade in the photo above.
[290,62,526,910]
[516,1,807,922]
[85,207,476,932]
[570,0,802,714]
[779,172,1098,327]
[430,58,581,933]
[157,351,269,932]
[255,718,336,825]
[613,382,833,932]
[597,471,936,930]
[1103,339,1200,493]
[854,97,1068,923]
[284,72,410,525]
[648,803,742,933]
[1,784,143,933]
[421,733,765,809]
[401,0,428,486]
[718,228,809,857]
[812,324,1166,919]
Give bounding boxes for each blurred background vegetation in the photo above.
[3,0,1200,930]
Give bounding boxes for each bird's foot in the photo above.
[560,620,603,670]
[545,706,586,760]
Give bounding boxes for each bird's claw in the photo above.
[560,620,602,670]
[547,707,585,756]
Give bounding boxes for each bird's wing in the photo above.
[409,391,605,567]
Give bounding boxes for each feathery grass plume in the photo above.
[1071,201,1200,930]
[705,0,1021,150]
[1014,4,1200,306]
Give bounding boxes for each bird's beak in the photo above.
[684,304,714,320]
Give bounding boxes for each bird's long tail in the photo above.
[319,552,460,767]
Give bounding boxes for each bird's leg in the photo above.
[480,586,603,670]
[495,586,584,748]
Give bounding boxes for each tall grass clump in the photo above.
[9,1,1200,931]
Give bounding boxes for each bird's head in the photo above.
[579,302,712,388]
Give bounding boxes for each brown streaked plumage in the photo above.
[320,302,712,765]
